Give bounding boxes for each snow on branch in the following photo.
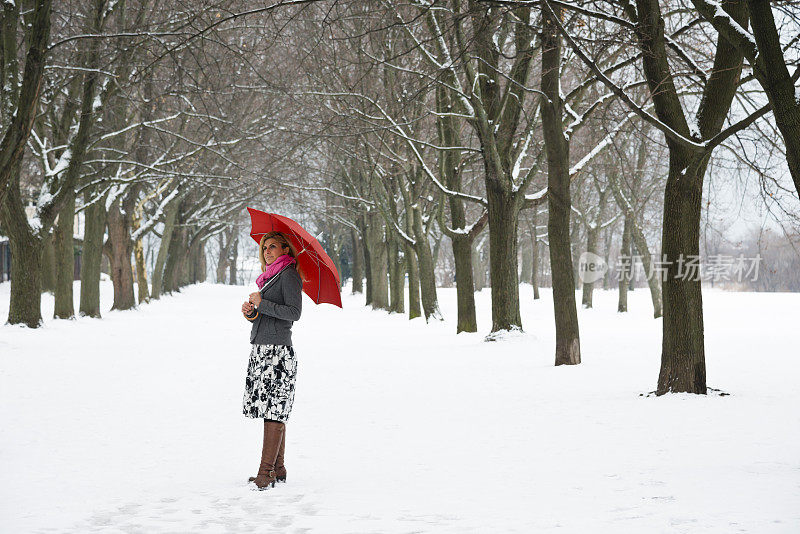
[543,1,705,152]
[308,91,487,206]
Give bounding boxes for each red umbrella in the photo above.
[247,208,342,308]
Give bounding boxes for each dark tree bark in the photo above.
[79,189,107,317]
[151,195,180,299]
[216,232,228,284]
[2,0,102,326]
[131,209,150,304]
[403,210,421,320]
[183,236,206,285]
[53,191,75,318]
[520,237,532,289]
[388,236,404,313]
[436,86,482,332]
[632,0,748,394]
[364,211,389,309]
[350,228,364,294]
[360,217,373,305]
[472,238,486,292]
[40,233,56,294]
[408,183,441,321]
[618,215,632,313]
[229,236,238,286]
[531,209,540,300]
[0,161,42,327]
[0,0,52,207]
[456,1,538,332]
[216,227,237,284]
[161,222,187,295]
[607,166,662,318]
[129,79,155,304]
[581,187,610,309]
[105,198,136,310]
[542,2,581,365]
[486,184,522,331]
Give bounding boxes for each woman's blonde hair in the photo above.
[258,231,305,280]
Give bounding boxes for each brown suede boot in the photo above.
[249,425,287,483]
[251,420,285,490]
[275,426,286,482]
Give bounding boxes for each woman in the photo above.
[241,231,303,490]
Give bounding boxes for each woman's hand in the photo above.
[242,301,255,315]
[248,292,262,308]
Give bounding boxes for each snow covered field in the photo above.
[1,281,798,533]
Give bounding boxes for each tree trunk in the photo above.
[634,0,746,394]
[618,215,632,312]
[40,232,55,294]
[607,170,662,318]
[364,213,388,310]
[633,226,663,319]
[452,235,476,332]
[388,237,404,313]
[531,210,540,300]
[414,237,440,321]
[350,228,363,294]
[0,162,42,327]
[520,236,532,288]
[486,183,520,331]
[131,210,150,304]
[405,242,421,320]
[187,238,206,284]
[105,200,135,310]
[53,190,75,318]
[151,197,179,299]
[542,2,581,364]
[229,236,238,285]
[361,221,372,305]
[79,189,107,317]
[408,195,441,321]
[437,84,475,331]
[179,234,199,287]
[329,236,342,288]
[581,222,599,309]
[472,238,486,291]
[657,156,706,394]
[198,241,207,283]
[162,224,186,295]
[602,225,614,290]
[581,188,609,309]
[5,227,42,327]
[216,233,227,283]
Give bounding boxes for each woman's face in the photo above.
[263,238,288,265]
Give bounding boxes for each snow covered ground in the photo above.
[1,280,798,533]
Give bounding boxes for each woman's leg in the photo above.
[275,424,286,482]
[249,419,286,484]
[252,419,285,489]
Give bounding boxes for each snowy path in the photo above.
[1,282,799,533]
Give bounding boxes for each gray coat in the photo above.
[245,265,303,346]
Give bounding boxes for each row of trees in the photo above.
[2,0,798,396]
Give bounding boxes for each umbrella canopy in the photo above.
[247,208,342,308]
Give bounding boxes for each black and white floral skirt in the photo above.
[242,343,297,422]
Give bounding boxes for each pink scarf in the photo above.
[256,254,296,289]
